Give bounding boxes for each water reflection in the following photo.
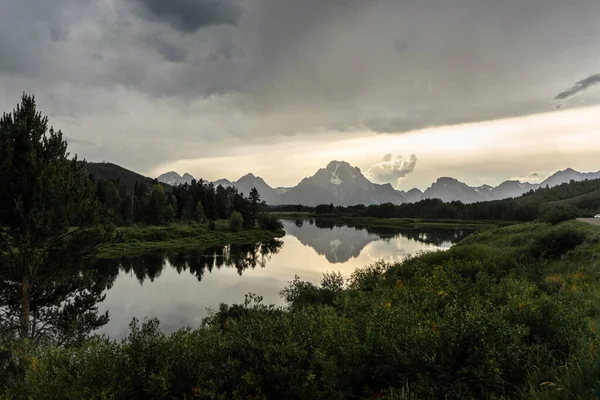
[284,219,471,263]
[93,222,471,339]
[95,239,284,285]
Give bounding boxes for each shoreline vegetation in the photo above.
[5,220,600,398]
[98,222,285,259]
[96,216,489,260]
[269,212,506,229]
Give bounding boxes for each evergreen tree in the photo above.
[248,187,261,227]
[0,94,113,341]
[168,195,178,219]
[215,185,228,219]
[147,184,169,225]
[182,195,196,222]
[133,181,150,222]
[196,201,206,223]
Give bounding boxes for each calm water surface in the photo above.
[96,220,471,339]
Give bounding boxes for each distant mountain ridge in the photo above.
[157,171,195,186]
[418,168,600,204]
[156,164,600,206]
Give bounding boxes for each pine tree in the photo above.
[0,94,113,341]
[196,201,206,223]
[147,183,169,225]
[248,187,261,227]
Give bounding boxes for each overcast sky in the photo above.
[1,0,599,189]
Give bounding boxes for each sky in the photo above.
[1,0,599,190]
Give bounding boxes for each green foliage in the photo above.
[89,161,271,229]
[7,221,600,399]
[0,94,113,342]
[195,201,206,223]
[538,204,579,224]
[229,211,243,232]
[147,184,169,225]
[98,223,285,258]
[259,214,285,231]
[528,224,586,260]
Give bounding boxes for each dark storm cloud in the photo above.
[49,24,69,42]
[131,0,242,33]
[144,35,188,63]
[554,74,600,101]
[1,0,600,173]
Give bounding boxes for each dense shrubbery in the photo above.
[2,221,600,399]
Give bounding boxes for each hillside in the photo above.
[85,162,159,189]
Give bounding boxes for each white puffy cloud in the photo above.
[367,154,417,188]
[509,172,543,183]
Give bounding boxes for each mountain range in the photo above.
[158,164,600,206]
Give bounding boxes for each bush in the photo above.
[528,224,586,259]
[7,222,600,399]
[229,211,243,232]
[259,215,284,231]
[538,205,578,224]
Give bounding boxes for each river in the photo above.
[96,220,472,339]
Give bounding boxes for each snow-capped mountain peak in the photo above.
[157,171,196,186]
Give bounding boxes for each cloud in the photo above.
[367,154,417,188]
[1,0,600,175]
[509,171,543,184]
[554,73,600,101]
[130,0,242,33]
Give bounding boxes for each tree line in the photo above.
[95,176,265,228]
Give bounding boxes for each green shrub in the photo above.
[229,211,243,232]
[528,225,586,259]
[8,222,600,399]
[538,205,578,224]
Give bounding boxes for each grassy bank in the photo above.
[3,220,600,398]
[98,222,285,258]
[271,212,504,229]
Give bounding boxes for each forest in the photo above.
[94,175,266,228]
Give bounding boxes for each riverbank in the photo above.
[269,212,507,229]
[98,222,285,258]
[10,220,600,398]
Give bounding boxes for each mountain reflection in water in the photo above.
[92,221,472,339]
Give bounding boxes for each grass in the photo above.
[98,221,284,258]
